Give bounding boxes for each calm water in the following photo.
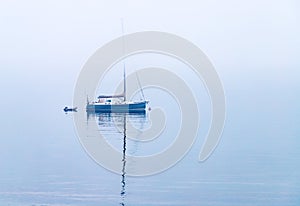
[0,72,299,206]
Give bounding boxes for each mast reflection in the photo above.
[120,115,126,205]
[86,112,147,206]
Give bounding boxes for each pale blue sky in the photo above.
[1,0,299,77]
[0,0,299,126]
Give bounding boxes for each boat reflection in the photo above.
[86,112,148,206]
[87,111,146,125]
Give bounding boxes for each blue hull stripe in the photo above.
[86,102,146,113]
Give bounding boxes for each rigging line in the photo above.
[135,70,146,101]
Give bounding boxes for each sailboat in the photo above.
[86,66,148,113]
[86,21,148,113]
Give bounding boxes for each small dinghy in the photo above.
[63,106,77,112]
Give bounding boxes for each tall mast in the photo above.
[121,18,126,102]
[123,63,126,101]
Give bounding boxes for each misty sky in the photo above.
[0,0,299,117]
